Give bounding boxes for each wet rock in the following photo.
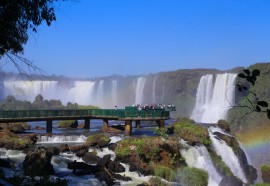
[107,161,125,173]
[217,120,231,133]
[46,146,60,156]
[111,172,131,181]
[23,147,54,176]
[85,134,111,148]
[59,144,70,152]
[69,144,90,153]
[108,143,117,151]
[96,154,111,169]
[219,176,243,186]
[35,126,45,130]
[67,160,96,175]
[82,152,100,164]
[94,171,115,185]
[0,159,12,168]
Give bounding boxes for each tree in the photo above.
[236,68,270,119]
[0,0,64,73]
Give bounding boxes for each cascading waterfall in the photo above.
[135,77,146,105]
[3,81,58,102]
[67,81,96,105]
[112,80,117,106]
[190,73,237,123]
[180,145,222,186]
[209,127,247,183]
[96,80,104,107]
[152,76,157,103]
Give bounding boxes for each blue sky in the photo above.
[5,0,270,77]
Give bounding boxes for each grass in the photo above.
[153,164,175,181]
[177,167,208,186]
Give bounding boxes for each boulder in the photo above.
[67,160,96,175]
[107,161,125,173]
[219,176,243,186]
[82,152,100,164]
[217,120,231,133]
[96,154,111,169]
[35,126,45,130]
[59,144,70,152]
[46,146,60,156]
[108,143,117,151]
[23,147,54,176]
[85,134,111,148]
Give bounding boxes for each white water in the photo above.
[38,135,87,144]
[135,77,146,105]
[209,128,247,183]
[191,73,237,123]
[152,76,157,103]
[3,80,58,102]
[112,80,117,106]
[180,145,222,186]
[67,81,96,105]
[96,80,104,107]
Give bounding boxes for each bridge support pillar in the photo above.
[135,120,141,128]
[46,120,52,133]
[158,120,165,128]
[84,118,90,129]
[125,120,132,136]
[102,119,109,131]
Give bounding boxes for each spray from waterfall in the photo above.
[180,145,222,186]
[209,128,247,183]
[96,80,104,107]
[152,76,157,103]
[135,77,146,105]
[112,80,117,106]
[190,73,237,123]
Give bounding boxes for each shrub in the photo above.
[261,165,270,172]
[57,120,78,128]
[154,164,175,181]
[148,177,170,186]
[154,127,168,139]
[177,167,208,186]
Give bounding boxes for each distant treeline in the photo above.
[0,94,99,110]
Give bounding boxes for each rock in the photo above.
[94,171,115,185]
[219,176,243,186]
[0,122,30,132]
[107,161,125,173]
[75,149,88,157]
[96,154,111,169]
[82,152,100,164]
[46,146,60,156]
[102,125,122,133]
[108,143,117,151]
[111,172,131,181]
[59,144,70,152]
[35,126,45,130]
[243,165,257,184]
[23,147,54,176]
[217,120,231,133]
[85,134,111,148]
[69,144,90,153]
[262,169,270,183]
[0,159,12,168]
[0,129,33,150]
[67,160,96,175]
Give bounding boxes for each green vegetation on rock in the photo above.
[154,164,175,181]
[261,165,270,172]
[57,120,78,128]
[173,117,210,146]
[177,167,208,186]
[255,183,270,186]
[86,133,111,147]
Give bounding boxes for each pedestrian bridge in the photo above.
[0,106,170,135]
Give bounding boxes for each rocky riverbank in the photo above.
[0,119,264,186]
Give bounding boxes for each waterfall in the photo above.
[112,80,117,106]
[96,80,104,107]
[180,145,222,186]
[135,77,146,105]
[152,76,157,103]
[209,128,247,183]
[67,81,96,105]
[3,80,58,102]
[190,73,237,123]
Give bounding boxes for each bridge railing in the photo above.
[0,109,170,119]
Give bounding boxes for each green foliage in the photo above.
[115,137,160,161]
[86,133,111,142]
[255,183,270,186]
[261,165,270,172]
[154,127,169,139]
[177,167,208,186]
[57,120,78,128]
[154,164,175,181]
[173,118,210,146]
[148,177,170,186]
[208,149,233,177]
